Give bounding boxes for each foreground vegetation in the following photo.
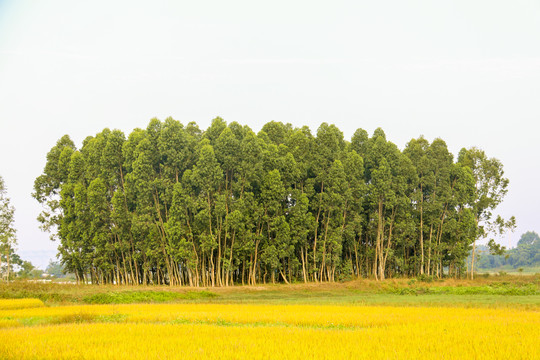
[33,118,514,286]
[0,277,537,359]
[0,297,538,359]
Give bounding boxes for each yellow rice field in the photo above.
[0,298,44,310]
[0,300,538,359]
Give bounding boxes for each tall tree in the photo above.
[0,176,16,281]
[458,147,513,279]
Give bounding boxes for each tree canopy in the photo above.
[33,118,513,285]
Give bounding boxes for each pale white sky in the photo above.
[0,1,539,268]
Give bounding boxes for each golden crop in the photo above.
[0,302,538,359]
[0,298,44,310]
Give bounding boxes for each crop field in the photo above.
[0,298,538,359]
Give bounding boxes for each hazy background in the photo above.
[0,1,539,269]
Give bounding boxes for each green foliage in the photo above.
[83,290,217,304]
[0,175,18,280]
[32,119,513,285]
[487,239,506,256]
[518,231,540,247]
[416,274,434,283]
[476,231,540,271]
[426,284,539,296]
[46,261,67,278]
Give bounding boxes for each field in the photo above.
[0,275,538,359]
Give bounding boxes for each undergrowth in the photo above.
[83,290,218,304]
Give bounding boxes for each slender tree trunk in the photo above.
[319,210,331,281]
[470,216,479,280]
[382,207,396,275]
[251,239,260,285]
[376,199,385,280]
[427,225,433,276]
[420,186,424,275]
[350,243,357,278]
[5,249,9,281]
[313,181,324,282]
[241,259,245,285]
[227,230,236,287]
[300,246,307,283]
[279,269,289,284]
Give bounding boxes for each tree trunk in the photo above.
[470,210,478,279]
[227,230,236,287]
[279,269,289,284]
[427,225,433,276]
[419,184,424,275]
[377,199,385,280]
[319,210,331,281]
[300,246,307,283]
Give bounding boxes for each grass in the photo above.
[83,290,217,304]
[0,274,538,308]
[0,282,220,304]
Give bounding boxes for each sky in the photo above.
[0,1,539,269]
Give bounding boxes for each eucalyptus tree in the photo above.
[404,138,454,277]
[261,121,293,146]
[423,139,455,277]
[363,128,403,280]
[167,181,199,286]
[382,152,416,277]
[57,151,89,282]
[190,143,223,286]
[204,117,227,145]
[259,169,287,283]
[159,117,189,183]
[457,147,513,279]
[403,136,430,274]
[238,129,263,197]
[310,123,345,281]
[125,137,160,284]
[33,135,76,238]
[288,190,314,282]
[318,159,350,281]
[286,126,314,192]
[214,126,244,285]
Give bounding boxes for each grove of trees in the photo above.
[33,118,512,285]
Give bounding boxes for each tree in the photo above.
[0,175,16,281]
[46,260,65,277]
[458,147,514,279]
[17,260,36,278]
[403,136,430,275]
[517,231,540,247]
[33,135,76,238]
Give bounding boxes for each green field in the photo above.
[1,274,538,308]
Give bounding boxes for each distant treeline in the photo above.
[33,118,511,285]
[477,231,540,270]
